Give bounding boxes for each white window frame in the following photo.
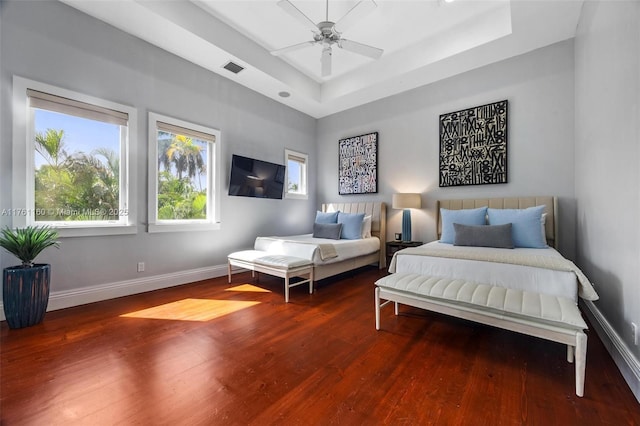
[148,112,221,233]
[284,149,308,200]
[12,76,137,237]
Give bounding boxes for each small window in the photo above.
[12,76,137,237]
[284,149,308,200]
[148,112,221,233]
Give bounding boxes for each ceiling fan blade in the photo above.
[271,41,317,56]
[277,0,319,34]
[321,46,332,77]
[333,0,377,34]
[338,39,383,59]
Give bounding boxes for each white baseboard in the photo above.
[0,264,229,321]
[582,300,640,403]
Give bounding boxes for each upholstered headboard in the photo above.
[436,196,558,249]
[322,202,387,266]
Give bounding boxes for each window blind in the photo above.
[27,89,128,126]
[288,154,307,163]
[157,121,216,143]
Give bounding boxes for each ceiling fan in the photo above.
[271,0,384,77]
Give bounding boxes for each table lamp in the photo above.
[392,193,421,242]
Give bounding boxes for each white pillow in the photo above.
[361,215,372,238]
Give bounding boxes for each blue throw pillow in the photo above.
[440,207,488,244]
[315,210,339,224]
[487,205,547,248]
[337,212,365,240]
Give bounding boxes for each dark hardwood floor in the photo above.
[2,267,639,425]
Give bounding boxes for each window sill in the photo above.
[54,224,138,238]
[284,193,309,200]
[148,222,221,233]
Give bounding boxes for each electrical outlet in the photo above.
[633,322,638,346]
[137,262,145,273]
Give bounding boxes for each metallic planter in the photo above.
[3,264,50,329]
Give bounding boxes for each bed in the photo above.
[253,202,386,282]
[389,196,598,301]
[380,196,599,396]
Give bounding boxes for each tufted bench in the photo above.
[227,250,313,303]
[374,273,589,397]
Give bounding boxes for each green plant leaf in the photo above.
[0,226,60,267]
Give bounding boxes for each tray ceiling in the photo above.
[60,0,584,118]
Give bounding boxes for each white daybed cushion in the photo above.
[255,234,380,265]
[228,250,312,269]
[393,241,579,302]
[253,255,312,269]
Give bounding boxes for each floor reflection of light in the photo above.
[120,298,260,321]
[225,284,272,293]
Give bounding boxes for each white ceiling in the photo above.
[60,0,584,118]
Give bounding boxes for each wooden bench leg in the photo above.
[375,287,381,330]
[375,288,397,330]
[285,275,290,303]
[575,331,587,397]
[283,268,313,303]
[567,345,575,363]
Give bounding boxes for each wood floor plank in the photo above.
[2,267,639,425]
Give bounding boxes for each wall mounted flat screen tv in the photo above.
[228,154,285,199]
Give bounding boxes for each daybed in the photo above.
[377,196,598,397]
[230,202,386,284]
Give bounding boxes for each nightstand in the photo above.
[386,240,423,265]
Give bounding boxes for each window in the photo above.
[284,149,308,200]
[12,76,137,237]
[148,112,221,233]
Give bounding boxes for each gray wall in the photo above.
[0,0,316,292]
[575,0,640,362]
[317,40,577,259]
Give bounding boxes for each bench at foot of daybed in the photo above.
[227,250,313,303]
[374,273,589,397]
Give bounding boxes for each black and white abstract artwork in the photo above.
[439,100,508,187]
[338,132,378,195]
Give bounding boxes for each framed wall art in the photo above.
[439,100,508,187]
[338,132,378,195]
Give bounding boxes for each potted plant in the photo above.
[0,225,59,329]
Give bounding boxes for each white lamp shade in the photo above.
[392,193,422,209]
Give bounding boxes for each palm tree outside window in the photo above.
[30,90,128,224]
[148,112,221,233]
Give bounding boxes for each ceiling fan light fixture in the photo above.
[272,0,382,77]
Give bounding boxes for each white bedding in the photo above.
[392,241,579,302]
[254,235,380,265]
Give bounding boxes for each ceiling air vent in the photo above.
[222,61,244,74]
